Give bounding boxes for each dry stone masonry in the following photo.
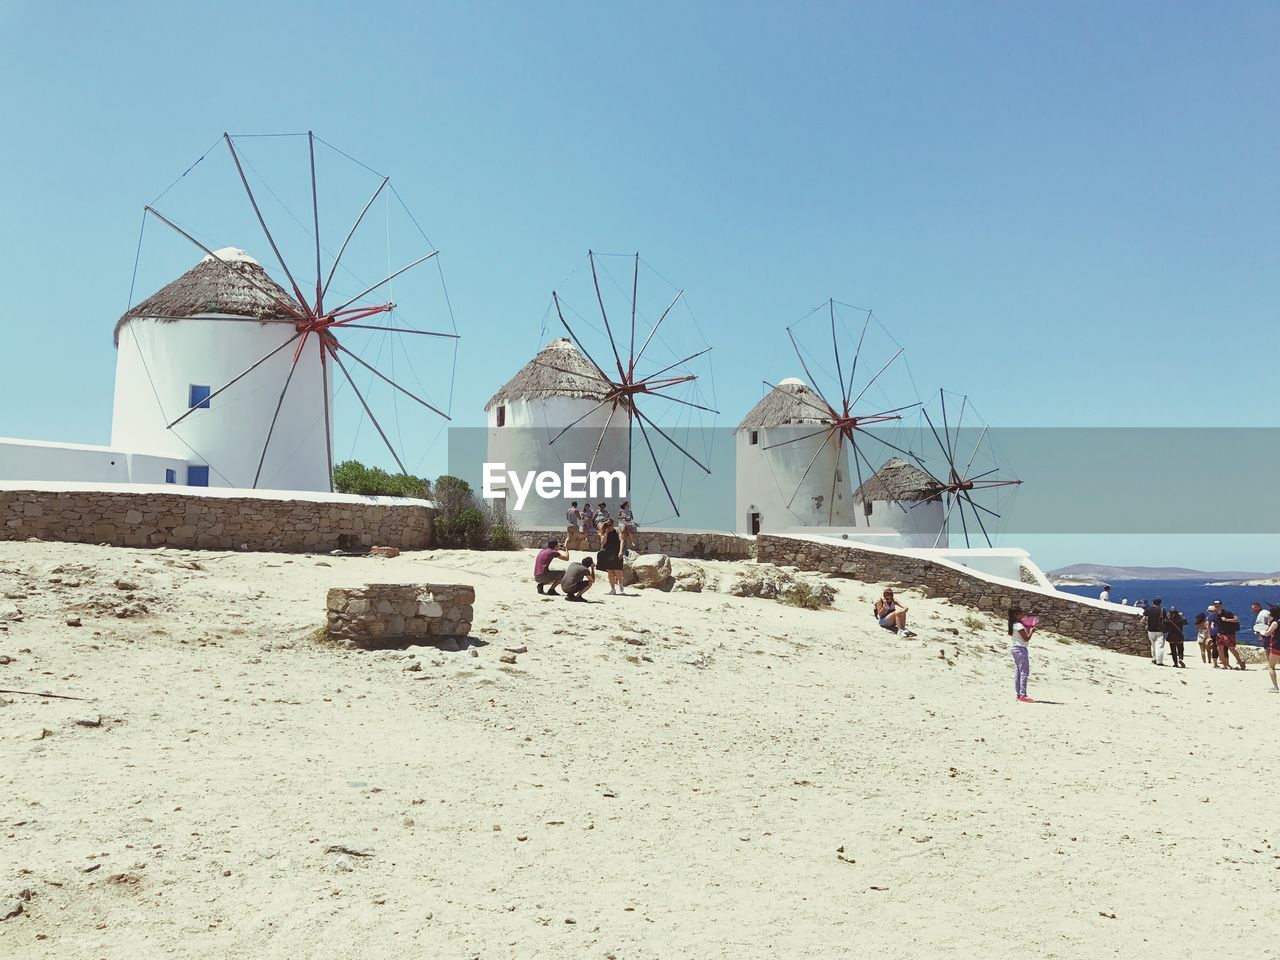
[516,527,753,561]
[326,583,475,646]
[757,533,1149,655]
[0,487,432,553]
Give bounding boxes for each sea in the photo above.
[1056,579,1276,646]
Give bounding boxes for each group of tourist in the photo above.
[565,500,637,551]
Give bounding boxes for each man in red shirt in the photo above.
[534,538,569,595]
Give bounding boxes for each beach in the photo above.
[2,541,1276,959]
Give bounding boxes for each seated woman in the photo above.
[874,588,916,637]
[616,501,638,550]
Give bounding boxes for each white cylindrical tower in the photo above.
[111,248,332,492]
[852,456,949,548]
[485,338,630,529]
[735,378,857,533]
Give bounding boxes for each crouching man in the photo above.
[534,538,569,595]
[560,556,596,602]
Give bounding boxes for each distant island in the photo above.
[1049,563,1280,588]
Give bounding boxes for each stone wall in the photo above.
[758,533,1149,655]
[515,527,754,561]
[326,583,475,646]
[0,485,433,553]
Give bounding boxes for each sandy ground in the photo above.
[1,541,1276,960]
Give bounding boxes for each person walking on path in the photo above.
[1144,598,1167,666]
[1251,601,1272,647]
[1099,584,1111,603]
[1164,607,1188,668]
[1195,613,1214,666]
[1261,604,1280,693]
[1009,603,1038,703]
[1216,603,1247,670]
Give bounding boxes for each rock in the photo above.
[672,569,705,592]
[469,648,479,658]
[75,715,103,728]
[0,899,22,921]
[403,660,422,672]
[66,617,82,627]
[0,601,22,622]
[499,655,517,665]
[370,546,400,558]
[114,580,140,592]
[0,655,13,665]
[503,645,528,654]
[624,554,673,590]
[330,855,355,872]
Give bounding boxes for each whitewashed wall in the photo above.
[735,425,856,533]
[862,498,948,548]
[0,438,188,486]
[112,315,332,492]
[485,395,630,528]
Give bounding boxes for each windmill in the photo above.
[759,299,920,526]
[121,131,457,491]
[910,389,1022,548]
[539,251,717,517]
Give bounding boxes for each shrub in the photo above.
[332,460,430,499]
[961,614,986,632]
[430,475,522,550]
[779,581,835,610]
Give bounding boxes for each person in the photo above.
[1099,584,1111,603]
[595,501,612,530]
[1262,604,1280,693]
[874,589,916,637]
[1206,603,1223,667]
[1143,598,1166,666]
[1008,603,1039,703]
[1217,604,1246,670]
[595,520,628,595]
[565,502,582,549]
[1195,612,1214,665]
[533,538,568,595]
[1251,601,1273,647]
[1164,607,1188,668]
[560,556,596,602]
[580,501,596,535]
[617,501,638,550]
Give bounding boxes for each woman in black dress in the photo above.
[596,520,628,595]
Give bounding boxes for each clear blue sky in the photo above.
[1,1,1277,569]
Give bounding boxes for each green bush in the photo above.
[779,582,834,610]
[332,460,430,499]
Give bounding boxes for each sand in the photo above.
[1,541,1276,959]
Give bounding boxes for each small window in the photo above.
[496,405,506,427]
[863,500,874,517]
[165,469,176,484]
[189,384,212,410]
[187,465,209,487]
[749,512,761,535]
[749,430,759,445]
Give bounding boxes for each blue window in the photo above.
[189,384,211,410]
[165,469,176,484]
[187,465,209,487]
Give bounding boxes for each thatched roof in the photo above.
[114,248,301,345]
[736,378,833,431]
[486,338,608,409]
[853,456,943,503]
